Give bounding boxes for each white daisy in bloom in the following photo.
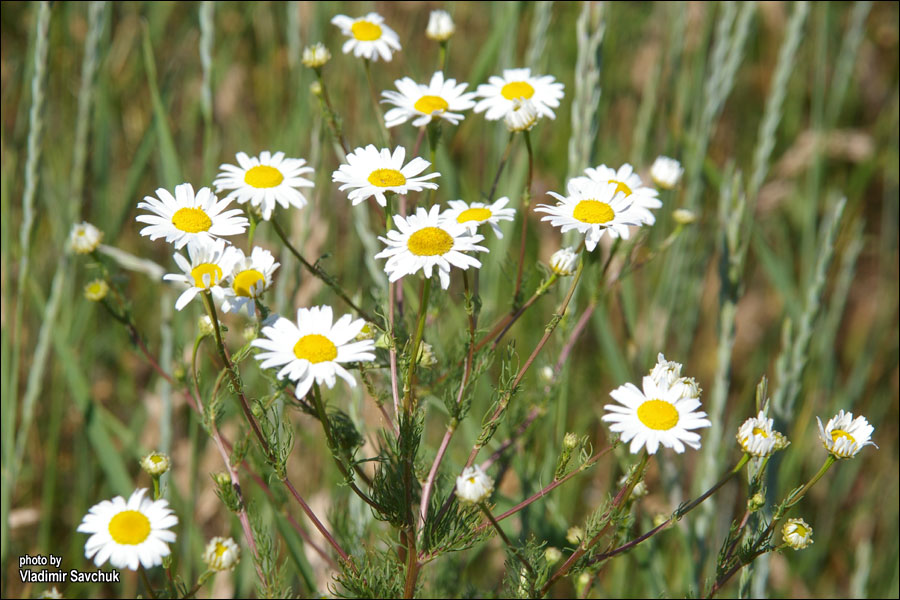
[162,238,230,311]
[455,465,494,504]
[650,156,684,190]
[203,536,240,571]
[69,221,103,254]
[136,183,248,250]
[602,370,712,455]
[375,205,487,290]
[214,151,315,221]
[575,163,662,226]
[535,178,641,252]
[77,488,177,570]
[816,410,877,459]
[736,411,789,458]
[782,518,813,550]
[474,68,564,121]
[382,71,476,128]
[331,13,401,62]
[251,306,376,399]
[440,197,515,238]
[332,145,440,207]
[549,247,578,276]
[219,246,280,316]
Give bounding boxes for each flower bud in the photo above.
[549,247,578,276]
[84,279,109,302]
[140,452,171,476]
[426,10,455,42]
[69,221,103,254]
[203,536,240,571]
[302,43,331,69]
[650,156,683,190]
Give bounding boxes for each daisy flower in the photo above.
[440,197,515,238]
[375,205,487,289]
[602,371,711,455]
[251,305,376,399]
[549,247,578,276]
[455,465,494,504]
[220,246,280,316]
[162,238,230,311]
[782,517,813,550]
[331,13,401,62]
[648,353,701,401]
[332,145,440,207]
[382,71,476,128]
[650,156,684,190]
[474,68,564,121]
[69,221,103,254]
[203,536,240,571]
[77,488,177,570]
[140,452,171,476]
[816,410,877,459]
[426,10,455,42]
[736,411,789,457]
[302,43,331,69]
[136,183,248,250]
[213,151,315,221]
[575,163,662,225]
[84,279,109,302]
[535,178,641,251]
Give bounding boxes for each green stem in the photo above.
[513,129,534,303]
[363,58,390,146]
[404,277,432,413]
[480,503,535,577]
[139,565,158,599]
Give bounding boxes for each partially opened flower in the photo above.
[302,43,331,69]
[382,71,476,128]
[504,98,539,132]
[251,305,376,399]
[220,246,280,316]
[650,156,684,190]
[816,410,877,459]
[162,238,230,311]
[137,183,248,250]
[426,10,455,42]
[548,247,578,276]
[574,163,662,225]
[474,68,564,121]
[333,145,440,207]
[375,205,487,289]
[203,536,240,572]
[331,13,401,62]
[214,151,314,221]
[77,488,177,570]
[456,465,494,504]
[603,363,711,454]
[69,221,103,254]
[782,518,813,550]
[440,197,515,238]
[140,452,171,477]
[737,411,789,458]
[536,178,641,251]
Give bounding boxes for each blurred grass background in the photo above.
[1,1,898,598]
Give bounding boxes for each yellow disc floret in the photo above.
[456,207,492,223]
[414,95,450,114]
[637,400,679,431]
[501,81,535,100]
[608,179,633,197]
[351,20,382,41]
[232,269,265,297]
[572,200,614,224]
[407,227,454,256]
[244,165,284,189]
[191,263,223,288]
[293,334,338,364]
[368,168,407,188]
[831,429,856,444]
[108,510,151,545]
[172,207,212,233]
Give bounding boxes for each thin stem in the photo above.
[139,565,158,600]
[513,130,534,302]
[487,133,516,204]
[363,58,390,146]
[480,503,535,577]
[403,528,419,598]
[313,70,349,156]
[404,277,432,412]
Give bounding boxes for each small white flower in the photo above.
[331,13,401,62]
[474,68,564,121]
[455,465,493,504]
[782,517,813,550]
[535,178,641,252]
[302,43,331,68]
[549,246,578,276]
[440,197,515,238]
[332,145,440,207]
[504,98,539,132]
[251,305,376,399]
[816,410,877,459]
[69,221,103,254]
[84,279,109,302]
[162,238,230,311]
[382,71,476,128]
[650,156,683,190]
[136,183,248,250]
[426,10,455,42]
[203,536,240,571]
[736,411,789,458]
[649,353,682,388]
[375,205,487,290]
[603,363,711,454]
[574,163,662,225]
[219,246,280,316]
[673,208,697,225]
[77,488,178,570]
[140,452,171,476]
[213,151,315,221]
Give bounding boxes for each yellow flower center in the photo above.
[573,200,614,224]
[831,429,856,444]
[215,543,228,558]
[293,334,338,364]
[752,427,769,438]
[637,399,679,431]
[150,455,163,464]
[407,227,454,256]
[87,282,104,295]
[608,179,633,196]
[368,168,407,188]
[414,95,449,114]
[351,20,382,41]
[456,207,492,223]
[467,477,476,484]
[244,165,284,189]
[190,263,223,288]
[232,269,265,297]
[108,510,151,545]
[791,523,809,537]
[172,207,212,233]
[501,81,535,100]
